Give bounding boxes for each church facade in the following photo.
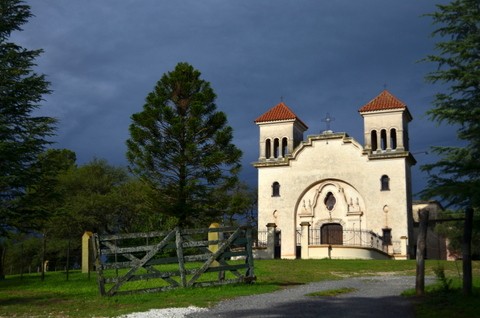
[253,90,416,260]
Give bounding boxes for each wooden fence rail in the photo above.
[92,226,255,296]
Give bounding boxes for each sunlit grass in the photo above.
[305,287,357,297]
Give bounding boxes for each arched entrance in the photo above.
[321,223,343,245]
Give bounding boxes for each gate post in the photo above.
[81,231,93,274]
[208,223,222,267]
[300,222,310,259]
[209,223,225,280]
[266,223,277,259]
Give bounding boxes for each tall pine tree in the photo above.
[127,62,242,227]
[0,0,56,234]
[421,0,480,210]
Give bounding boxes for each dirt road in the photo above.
[188,275,435,318]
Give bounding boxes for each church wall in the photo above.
[366,158,410,245]
[257,134,411,259]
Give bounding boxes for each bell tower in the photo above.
[358,90,413,154]
[254,102,308,161]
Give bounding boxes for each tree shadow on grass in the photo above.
[190,295,415,318]
[0,294,69,307]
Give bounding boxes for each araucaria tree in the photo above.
[127,62,242,226]
[421,0,480,210]
[0,0,56,234]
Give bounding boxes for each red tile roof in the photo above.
[358,90,407,112]
[255,102,308,128]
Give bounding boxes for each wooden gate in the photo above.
[92,226,255,296]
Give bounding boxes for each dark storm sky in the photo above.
[15,0,455,197]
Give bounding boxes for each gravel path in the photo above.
[120,275,435,318]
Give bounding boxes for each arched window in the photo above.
[371,130,378,151]
[272,182,280,197]
[380,129,387,150]
[265,139,271,159]
[281,137,288,157]
[273,138,280,158]
[390,128,397,150]
[381,175,390,191]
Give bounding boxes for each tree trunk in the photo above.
[41,233,46,281]
[66,239,70,281]
[0,243,6,280]
[415,209,429,296]
[462,206,473,296]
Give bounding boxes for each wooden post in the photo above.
[175,227,187,287]
[91,234,106,296]
[463,206,473,296]
[245,226,255,280]
[415,209,429,296]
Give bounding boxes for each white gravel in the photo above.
[117,306,208,318]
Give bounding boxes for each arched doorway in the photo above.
[321,223,343,245]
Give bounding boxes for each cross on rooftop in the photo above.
[321,113,335,131]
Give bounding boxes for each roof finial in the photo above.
[383,83,388,90]
[321,112,335,132]
[280,96,284,102]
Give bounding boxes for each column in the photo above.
[82,231,93,273]
[300,222,310,259]
[400,235,408,259]
[266,223,277,259]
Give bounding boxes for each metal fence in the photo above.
[253,230,268,248]
[308,228,388,253]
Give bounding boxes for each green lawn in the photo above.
[0,259,478,317]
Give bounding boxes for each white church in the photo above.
[253,90,417,260]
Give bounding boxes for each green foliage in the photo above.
[3,158,175,276]
[50,158,176,236]
[0,0,57,235]
[16,149,76,231]
[410,275,480,318]
[421,0,480,209]
[52,158,134,237]
[434,209,480,258]
[213,181,257,226]
[127,62,242,226]
[432,264,453,292]
[2,233,42,275]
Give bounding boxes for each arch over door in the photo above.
[321,223,343,245]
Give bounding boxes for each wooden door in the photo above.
[321,223,343,245]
